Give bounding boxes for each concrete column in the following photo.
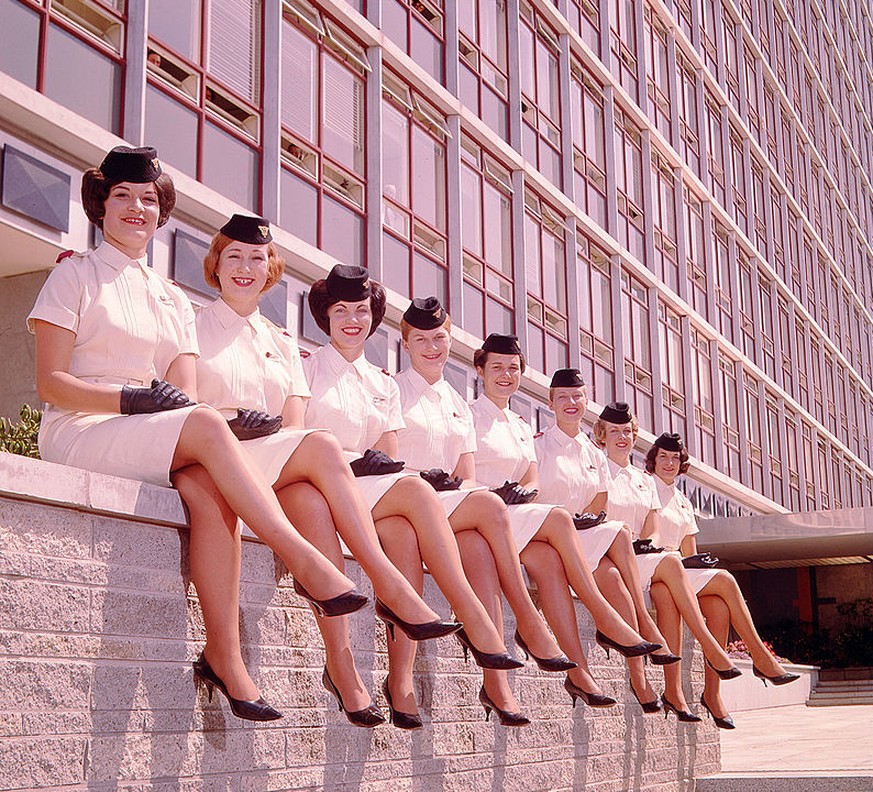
[260,0,282,222]
[123,0,149,144]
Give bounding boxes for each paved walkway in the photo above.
[719,703,873,775]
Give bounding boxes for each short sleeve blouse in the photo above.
[470,396,536,486]
[535,424,610,513]
[605,458,662,538]
[654,477,699,551]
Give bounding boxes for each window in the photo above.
[784,409,801,510]
[728,128,747,234]
[691,327,716,464]
[801,421,817,509]
[718,354,742,478]
[610,0,639,101]
[458,0,509,139]
[770,189,786,280]
[382,0,444,83]
[712,221,733,343]
[147,0,262,208]
[744,371,764,492]
[738,253,756,363]
[744,45,761,141]
[381,73,449,303]
[749,158,767,255]
[700,0,719,77]
[570,64,607,227]
[621,268,654,427]
[765,396,783,503]
[577,232,616,401]
[777,296,793,395]
[677,55,701,176]
[524,190,568,374]
[280,6,367,267]
[758,276,775,379]
[684,186,708,317]
[566,0,601,55]
[614,108,645,262]
[722,5,741,108]
[651,152,679,291]
[5,0,124,133]
[460,137,514,339]
[705,94,726,205]
[659,302,687,437]
[519,2,562,188]
[643,6,671,141]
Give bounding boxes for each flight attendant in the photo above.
[28,147,365,722]
[193,215,460,726]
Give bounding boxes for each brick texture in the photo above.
[0,458,719,791]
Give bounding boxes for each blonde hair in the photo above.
[400,314,452,340]
[592,415,639,447]
[202,232,284,292]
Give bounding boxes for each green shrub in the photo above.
[0,404,41,459]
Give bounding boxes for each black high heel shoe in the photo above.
[374,599,462,642]
[193,653,283,721]
[661,694,702,722]
[700,693,735,729]
[649,650,682,666]
[564,677,617,708]
[753,665,800,687]
[514,630,577,672]
[456,628,524,670]
[704,656,743,680]
[595,630,661,659]
[478,686,530,727]
[293,579,369,618]
[322,667,386,728]
[630,683,663,714]
[382,678,423,730]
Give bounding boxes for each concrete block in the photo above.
[0,497,92,558]
[0,578,90,632]
[90,588,189,638]
[0,659,90,710]
[0,736,87,788]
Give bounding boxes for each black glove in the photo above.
[682,552,719,569]
[120,379,194,414]
[226,408,282,441]
[349,449,405,477]
[633,538,665,555]
[573,510,607,530]
[490,480,538,506]
[420,468,463,492]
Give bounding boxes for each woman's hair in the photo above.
[399,314,452,340]
[644,442,691,474]
[308,277,386,338]
[202,232,285,292]
[591,415,639,447]
[472,348,527,373]
[81,167,176,230]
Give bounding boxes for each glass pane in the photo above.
[486,296,513,335]
[546,334,568,373]
[528,323,545,373]
[411,18,443,83]
[322,196,364,268]
[483,182,511,274]
[480,0,507,68]
[149,0,199,60]
[482,87,508,140]
[413,253,447,305]
[323,58,365,174]
[208,0,260,102]
[145,85,198,177]
[45,25,122,133]
[460,165,482,255]
[281,21,317,142]
[0,0,40,88]
[382,0,408,51]
[202,122,259,209]
[412,127,446,231]
[280,169,318,247]
[463,282,485,339]
[382,232,410,296]
[382,102,409,207]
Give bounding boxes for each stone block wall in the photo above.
[0,454,719,791]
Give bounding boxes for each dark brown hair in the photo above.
[81,167,175,230]
[308,277,386,338]
[202,232,285,292]
[473,348,527,373]
[645,442,691,474]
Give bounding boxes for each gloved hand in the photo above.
[349,448,405,477]
[226,408,282,441]
[682,552,719,569]
[632,538,665,555]
[573,510,607,530]
[420,468,463,492]
[120,379,194,414]
[490,480,538,505]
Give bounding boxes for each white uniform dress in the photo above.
[604,458,667,589]
[302,343,411,509]
[535,423,623,568]
[394,367,487,517]
[470,396,555,552]
[194,297,316,485]
[26,242,200,487]
[653,477,719,594]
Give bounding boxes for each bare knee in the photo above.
[299,430,345,464]
[467,489,509,520]
[521,541,562,585]
[593,560,623,596]
[391,474,438,504]
[649,581,672,611]
[543,507,575,535]
[375,515,418,550]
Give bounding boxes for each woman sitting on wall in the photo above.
[27,147,367,722]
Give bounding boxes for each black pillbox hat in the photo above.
[325,264,371,302]
[653,432,684,452]
[481,333,521,356]
[599,401,633,424]
[220,214,273,244]
[99,146,162,183]
[403,296,447,330]
[549,368,585,388]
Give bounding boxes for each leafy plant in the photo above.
[0,404,42,459]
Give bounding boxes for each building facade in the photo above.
[1,2,871,557]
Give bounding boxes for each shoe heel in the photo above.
[482,704,492,722]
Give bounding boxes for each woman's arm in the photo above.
[451,452,476,484]
[34,320,123,413]
[639,509,660,540]
[164,354,198,402]
[583,491,608,514]
[519,460,540,489]
[679,535,698,556]
[281,395,307,429]
[373,430,399,458]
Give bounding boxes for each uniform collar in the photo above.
[475,394,512,421]
[212,296,261,330]
[322,340,371,376]
[546,422,586,450]
[404,366,444,399]
[607,457,632,478]
[96,240,149,271]
[654,476,675,499]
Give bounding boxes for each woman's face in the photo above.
[602,421,635,459]
[102,181,160,256]
[478,352,522,402]
[327,299,372,353]
[550,386,588,424]
[404,324,451,382]
[653,448,682,483]
[215,241,270,300]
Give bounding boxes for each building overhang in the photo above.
[697,507,873,570]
